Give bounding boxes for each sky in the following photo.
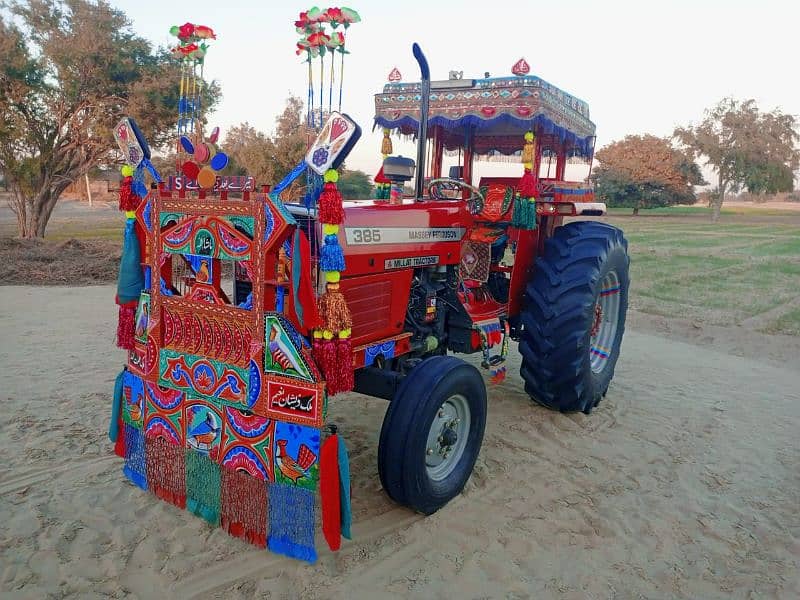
[111,0,799,182]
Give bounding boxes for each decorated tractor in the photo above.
[108,13,628,564]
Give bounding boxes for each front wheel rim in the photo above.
[424,394,471,481]
[589,270,621,374]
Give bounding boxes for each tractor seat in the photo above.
[469,182,515,243]
[477,183,515,223]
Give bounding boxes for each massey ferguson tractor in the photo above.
[289,46,630,514]
[115,43,628,548]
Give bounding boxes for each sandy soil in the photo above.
[1,286,798,599]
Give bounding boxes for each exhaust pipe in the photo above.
[412,43,430,200]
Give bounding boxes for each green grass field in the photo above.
[599,210,800,336]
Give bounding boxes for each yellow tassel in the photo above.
[318,284,352,333]
[381,128,393,156]
[521,131,535,164]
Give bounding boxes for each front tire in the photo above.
[519,221,629,413]
[378,356,487,514]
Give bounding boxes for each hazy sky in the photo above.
[111,0,799,180]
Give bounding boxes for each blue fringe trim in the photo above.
[268,536,318,564]
[123,465,148,491]
[319,234,346,272]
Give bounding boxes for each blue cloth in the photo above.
[117,220,144,304]
[338,436,352,540]
[109,369,125,443]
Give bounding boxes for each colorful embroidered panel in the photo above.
[122,370,145,428]
[160,213,255,260]
[162,305,253,368]
[144,383,184,446]
[134,292,151,344]
[256,375,325,428]
[264,314,315,382]
[221,406,275,482]
[158,349,259,410]
[185,397,224,460]
[115,182,329,563]
[273,422,320,491]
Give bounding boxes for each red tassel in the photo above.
[220,467,268,548]
[114,411,126,458]
[144,436,186,509]
[320,434,342,551]
[118,176,138,211]
[335,338,354,393]
[318,182,344,225]
[321,338,339,394]
[518,168,536,198]
[116,300,137,350]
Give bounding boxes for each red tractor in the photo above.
[286,46,630,515]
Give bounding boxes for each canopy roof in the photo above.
[374,75,596,158]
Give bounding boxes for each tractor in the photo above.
[284,45,630,515]
[112,41,629,558]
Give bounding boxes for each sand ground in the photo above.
[0,285,798,599]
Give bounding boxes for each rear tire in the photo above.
[378,356,487,514]
[519,221,629,413]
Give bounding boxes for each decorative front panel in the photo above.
[159,213,255,260]
[158,349,260,411]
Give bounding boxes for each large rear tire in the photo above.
[519,221,629,413]
[378,356,487,514]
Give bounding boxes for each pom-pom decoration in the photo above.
[178,127,229,189]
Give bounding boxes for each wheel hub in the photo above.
[589,270,621,374]
[441,426,457,447]
[425,394,471,481]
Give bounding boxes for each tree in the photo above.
[337,169,372,199]
[222,122,276,185]
[0,0,219,238]
[674,98,799,221]
[223,96,313,199]
[593,135,703,215]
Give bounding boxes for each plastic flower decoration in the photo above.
[325,7,344,26]
[177,22,195,40]
[340,7,361,27]
[194,25,216,39]
[325,31,345,50]
[307,31,331,55]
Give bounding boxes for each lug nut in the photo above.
[427,448,433,455]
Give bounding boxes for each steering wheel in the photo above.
[427,178,485,215]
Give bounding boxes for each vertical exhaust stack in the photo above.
[412,43,430,200]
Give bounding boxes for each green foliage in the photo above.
[0,0,220,238]
[337,169,373,199]
[222,96,311,198]
[594,170,696,213]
